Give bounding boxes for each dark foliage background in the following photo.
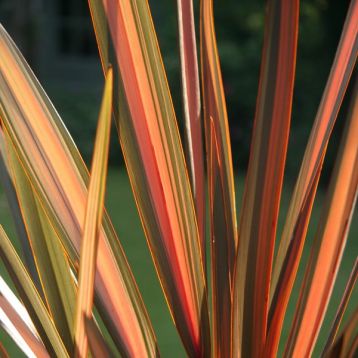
[0,0,353,183]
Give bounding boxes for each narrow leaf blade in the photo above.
[84,317,113,358]
[285,82,358,357]
[322,259,358,356]
[0,292,49,358]
[0,226,68,357]
[200,1,237,355]
[266,3,358,355]
[177,0,206,263]
[0,24,157,357]
[232,1,299,356]
[1,130,76,351]
[74,67,112,358]
[89,0,210,354]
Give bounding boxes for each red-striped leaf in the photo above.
[232,1,299,356]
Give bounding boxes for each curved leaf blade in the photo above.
[1,130,76,351]
[0,24,157,357]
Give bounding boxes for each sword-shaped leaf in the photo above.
[0,24,157,357]
[322,259,358,356]
[200,1,237,355]
[176,0,206,263]
[284,82,358,357]
[88,0,209,355]
[232,1,299,357]
[74,67,112,358]
[266,2,358,355]
[1,129,75,351]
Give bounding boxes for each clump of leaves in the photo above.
[0,0,357,357]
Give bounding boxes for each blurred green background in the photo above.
[0,0,354,180]
[0,0,357,356]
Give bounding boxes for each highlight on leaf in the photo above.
[74,67,113,358]
[0,0,357,357]
[89,0,210,355]
[0,23,157,357]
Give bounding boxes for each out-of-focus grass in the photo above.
[0,169,357,357]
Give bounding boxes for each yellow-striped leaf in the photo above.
[74,67,112,358]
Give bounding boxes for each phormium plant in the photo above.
[0,0,357,357]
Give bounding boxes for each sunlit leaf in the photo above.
[322,259,358,356]
[176,0,206,263]
[284,82,358,357]
[200,0,237,355]
[266,2,358,354]
[0,24,157,357]
[0,226,68,357]
[74,67,112,358]
[232,1,299,356]
[88,0,209,355]
[1,129,75,351]
[0,292,48,357]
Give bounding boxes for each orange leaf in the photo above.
[0,294,49,358]
[266,2,358,355]
[0,24,157,357]
[88,0,209,355]
[284,81,358,357]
